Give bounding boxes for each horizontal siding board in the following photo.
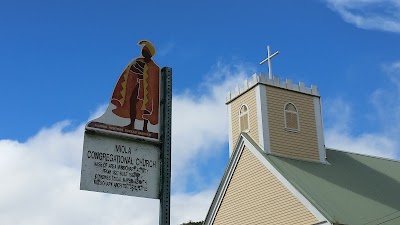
[266,86,320,161]
[213,147,318,225]
[230,88,259,149]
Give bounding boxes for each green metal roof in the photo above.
[264,148,400,225]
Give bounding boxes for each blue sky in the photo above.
[1,0,400,224]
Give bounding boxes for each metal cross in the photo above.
[259,45,279,79]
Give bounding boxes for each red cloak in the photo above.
[111,58,160,125]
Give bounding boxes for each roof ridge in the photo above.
[326,147,400,163]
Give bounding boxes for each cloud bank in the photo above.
[0,62,252,225]
[324,61,400,159]
[171,62,252,191]
[1,59,399,224]
[326,0,400,33]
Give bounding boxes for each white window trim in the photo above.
[239,104,250,132]
[284,102,300,132]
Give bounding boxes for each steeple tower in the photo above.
[226,73,326,163]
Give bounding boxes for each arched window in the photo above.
[284,103,299,131]
[239,105,250,132]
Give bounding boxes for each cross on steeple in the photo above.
[259,45,280,79]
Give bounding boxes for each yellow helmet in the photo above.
[138,40,156,57]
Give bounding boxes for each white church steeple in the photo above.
[226,72,326,163]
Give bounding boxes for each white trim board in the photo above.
[255,84,271,154]
[204,136,246,225]
[227,104,233,156]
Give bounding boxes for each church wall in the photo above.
[213,146,318,225]
[266,86,320,161]
[229,88,259,149]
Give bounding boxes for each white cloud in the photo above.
[325,0,400,33]
[371,61,400,130]
[382,60,400,86]
[324,61,400,159]
[158,41,175,57]
[323,97,353,132]
[171,190,216,224]
[171,62,253,191]
[0,62,253,225]
[325,128,398,159]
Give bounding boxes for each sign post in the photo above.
[159,67,172,225]
[80,40,171,225]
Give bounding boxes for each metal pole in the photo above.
[159,67,172,225]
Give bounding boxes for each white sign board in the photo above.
[80,133,160,199]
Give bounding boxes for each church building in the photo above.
[203,70,400,224]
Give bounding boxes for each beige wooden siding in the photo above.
[230,88,259,149]
[213,147,318,225]
[266,86,319,161]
